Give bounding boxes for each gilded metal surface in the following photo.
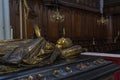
[0,65,25,75]
[56,37,73,49]
[0,39,22,43]
[0,36,86,69]
[56,37,86,59]
[1,38,44,64]
[0,39,33,56]
[61,45,82,58]
[39,42,55,56]
[0,45,18,55]
[0,37,61,65]
[34,24,41,38]
[0,39,32,45]
[0,37,87,75]
[23,41,56,65]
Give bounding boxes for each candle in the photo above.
[19,0,23,39]
[63,27,66,36]
[118,31,120,36]
[92,37,95,45]
[10,28,13,39]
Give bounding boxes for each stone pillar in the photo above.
[0,0,10,40]
[0,0,4,40]
[3,0,11,40]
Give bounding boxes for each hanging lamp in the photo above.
[50,0,64,22]
[97,0,108,25]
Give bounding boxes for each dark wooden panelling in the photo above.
[112,15,120,39]
[104,2,120,41]
[43,0,100,11]
[104,2,120,15]
[104,0,120,5]
[59,0,100,12]
[10,0,110,42]
[61,7,72,38]
[9,0,20,39]
[46,9,59,41]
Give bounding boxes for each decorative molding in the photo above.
[59,0,100,13]
[42,0,100,13]
[104,2,120,15]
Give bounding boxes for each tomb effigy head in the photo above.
[56,37,73,49]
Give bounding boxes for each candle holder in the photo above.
[50,0,64,23]
[97,15,108,25]
[50,9,64,22]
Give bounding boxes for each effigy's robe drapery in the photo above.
[0,37,61,65]
[1,38,45,64]
[22,41,58,65]
[0,39,33,56]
